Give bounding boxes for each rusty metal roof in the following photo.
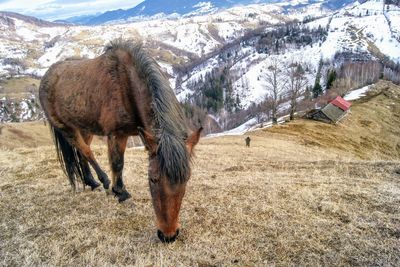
[330,96,351,111]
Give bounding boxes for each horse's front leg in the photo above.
[107,135,131,203]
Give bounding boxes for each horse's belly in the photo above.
[62,100,137,136]
[57,104,104,134]
[53,86,106,134]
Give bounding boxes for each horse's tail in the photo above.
[50,126,85,190]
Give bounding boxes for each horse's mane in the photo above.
[104,39,191,185]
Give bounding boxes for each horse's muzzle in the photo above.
[157,229,180,243]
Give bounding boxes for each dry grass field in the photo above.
[0,81,399,266]
[0,77,40,99]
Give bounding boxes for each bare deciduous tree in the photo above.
[334,61,382,94]
[249,101,270,124]
[384,67,400,84]
[263,58,286,124]
[285,62,308,120]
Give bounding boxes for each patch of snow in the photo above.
[191,2,215,14]
[304,16,331,30]
[343,85,371,101]
[344,0,384,16]
[38,42,66,68]
[158,61,177,88]
[206,118,258,137]
[387,10,400,36]
[19,100,32,120]
[13,19,39,41]
[24,67,48,77]
[37,27,67,39]
[206,114,290,137]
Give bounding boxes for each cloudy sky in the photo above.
[0,0,144,20]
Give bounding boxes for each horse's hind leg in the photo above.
[67,130,110,190]
[107,135,131,203]
[78,133,101,190]
[77,152,100,190]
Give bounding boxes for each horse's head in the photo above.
[138,127,202,243]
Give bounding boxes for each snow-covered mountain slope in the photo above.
[0,3,292,78]
[66,0,357,25]
[0,0,399,112]
[177,0,400,107]
[320,0,400,62]
[80,0,228,25]
[0,11,63,27]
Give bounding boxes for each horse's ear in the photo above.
[186,127,203,154]
[138,127,157,154]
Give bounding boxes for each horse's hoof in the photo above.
[99,172,110,190]
[90,182,101,191]
[118,193,131,203]
[112,187,132,203]
[102,180,110,190]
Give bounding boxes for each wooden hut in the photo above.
[308,96,352,123]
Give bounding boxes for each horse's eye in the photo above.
[150,176,158,184]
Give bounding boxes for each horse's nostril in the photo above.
[157,229,180,243]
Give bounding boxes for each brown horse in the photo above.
[39,39,202,243]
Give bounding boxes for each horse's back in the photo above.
[39,54,136,135]
[40,57,104,100]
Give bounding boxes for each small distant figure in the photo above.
[245,136,251,147]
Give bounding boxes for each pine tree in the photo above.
[235,93,241,112]
[326,69,337,90]
[313,59,323,98]
[313,80,322,98]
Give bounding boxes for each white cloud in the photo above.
[0,0,54,12]
[0,0,144,20]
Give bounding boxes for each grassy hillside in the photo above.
[0,122,50,149]
[0,81,399,266]
[257,80,400,160]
